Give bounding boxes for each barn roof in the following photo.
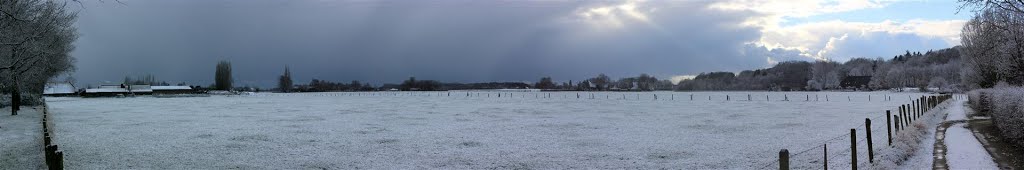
[43,83,76,94]
[152,86,192,90]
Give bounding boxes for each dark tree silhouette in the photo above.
[214,60,232,90]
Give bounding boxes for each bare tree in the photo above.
[960,5,1024,88]
[1,0,78,115]
[808,61,840,90]
[589,74,610,91]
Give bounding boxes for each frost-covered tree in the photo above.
[929,77,949,91]
[809,61,841,90]
[589,74,610,91]
[1,0,78,115]
[960,0,1024,88]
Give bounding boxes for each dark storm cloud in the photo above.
[70,0,788,87]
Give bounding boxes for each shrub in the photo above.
[0,94,45,108]
[968,86,1024,147]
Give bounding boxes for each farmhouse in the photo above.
[83,84,152,97]
[152,86,194,94]
[43,82,77,97]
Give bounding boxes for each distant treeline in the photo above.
[271,73,674,92]
[263,48,961,93]
[533,74,673,91]
[677,47,961,91]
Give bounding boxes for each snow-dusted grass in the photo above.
[47,91,926,169]
[867,98,950,169]
[945,124,999,169]
[0,107,44,170]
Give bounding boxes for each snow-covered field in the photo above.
[46,91,928,169]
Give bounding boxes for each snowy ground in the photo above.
[945,124,998,169]
[0,107,44,170]
[46,91,927,169]
[944,100,999,169]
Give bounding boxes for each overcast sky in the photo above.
[69,0,970,88]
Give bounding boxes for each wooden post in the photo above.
[901,105,908,127]
[866,118,874,163]
[823,143,828,170]
[748,94,751,101]
[779,149,790,170]
[851,129,857,170]
[886,110,892,146]
[55,151,64,170]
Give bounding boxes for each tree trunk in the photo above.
[11,80,19,116]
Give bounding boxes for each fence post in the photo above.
[851,129,857,170]
[902,105,909,127]
[898,105,904,129]
[779,149,790,170]
[823,144,828,170]
[866,118,874,163]
[886,110,892,146]
[55,151,64,170]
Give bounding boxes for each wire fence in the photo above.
[751,94,953,169]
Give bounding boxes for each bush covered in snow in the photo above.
[968,86,1024,147]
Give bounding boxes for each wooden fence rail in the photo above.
[41,104,64,170]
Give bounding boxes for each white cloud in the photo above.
[759,19,966,60]
[574,0,654,29]
[710,0,966,62]
[710,0,889,18]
